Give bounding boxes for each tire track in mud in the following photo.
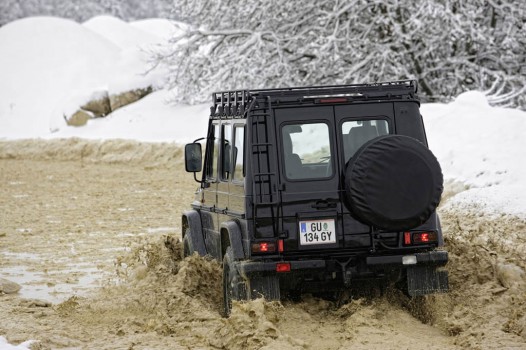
[0,139,525,349]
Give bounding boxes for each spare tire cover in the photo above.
[344,135,443,231]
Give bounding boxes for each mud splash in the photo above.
[436,206,526,348]
[48,236,459,350]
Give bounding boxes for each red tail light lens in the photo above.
[251,242,276,254]
[412,232,438,244]
[404,232,412,245]
[276,262,291,273]
[403,231,438,245]
[278,239,284,252]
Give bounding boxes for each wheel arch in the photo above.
[181,210,207,256]
[220,221,246,260]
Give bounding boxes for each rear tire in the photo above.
[182,228,194,259]
[222,247,247,317]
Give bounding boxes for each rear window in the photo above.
[342,119,389,162]
[282,123,333,180]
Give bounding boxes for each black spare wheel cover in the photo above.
[344,135,443,231]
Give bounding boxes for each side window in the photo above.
[207,123,220,180]
[342,119,389,162]
[282,122,332,180]
[221,124,232,180]
[232,125,245,182]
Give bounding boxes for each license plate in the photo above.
[299,219,336,245]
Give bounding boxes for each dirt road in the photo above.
[0,139,525,349]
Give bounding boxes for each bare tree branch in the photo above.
[153,0,526,108]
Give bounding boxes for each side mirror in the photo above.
[185,143,202,173]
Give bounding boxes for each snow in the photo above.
[0,14,525,349]
[83,15,162,49]
[422,91,526,218]
[130,18,186,41]
[0,16,172,141]
[0,337,33,350]
[0,17,120,138]
[50,90,209,143]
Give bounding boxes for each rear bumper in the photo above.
[237,250,448,277]
[366,250,448,266]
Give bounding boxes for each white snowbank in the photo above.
[49,90,209,143]
[422,91,526,218]
[83,15,161,49]
[0,16,170,139]
[79,15,170,95]
[423,91,526,188]
[0,17,120,138]
[0,336,33,350]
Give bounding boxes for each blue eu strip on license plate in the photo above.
[299,219,336,245]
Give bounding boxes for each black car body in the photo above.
[183,80,448,315]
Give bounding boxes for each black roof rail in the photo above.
[251,80,417,97]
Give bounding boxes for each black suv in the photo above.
[183,80,448,315]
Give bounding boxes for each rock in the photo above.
[0,277,21,294]
[495,261,525,289]
[65,110,93,127]
[80,90,111,117]
[109,86,153,111]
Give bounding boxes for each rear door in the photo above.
[275,103,395,254]
[275,106,342,252]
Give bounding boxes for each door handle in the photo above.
[312,200,337,209]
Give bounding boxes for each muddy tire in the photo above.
[222,247,247,317]
[344,135,443,231]
[182,229,194,258]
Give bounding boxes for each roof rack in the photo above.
[251,80,417,98]
[210,80,418,117]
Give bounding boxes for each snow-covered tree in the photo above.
[154,0,525,108]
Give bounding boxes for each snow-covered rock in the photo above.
[0,278,21,294]
[0,17,120,137]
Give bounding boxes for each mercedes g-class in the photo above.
[183,80,448,316]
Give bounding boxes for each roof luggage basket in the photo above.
[210,80,418,115]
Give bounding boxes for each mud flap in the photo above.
[407,266,448,296]
[248,275,281,301]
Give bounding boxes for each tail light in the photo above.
[251,240,285,254]
[251,242,276,254]
[403,231,438,245]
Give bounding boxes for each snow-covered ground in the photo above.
[0,15,525,349]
